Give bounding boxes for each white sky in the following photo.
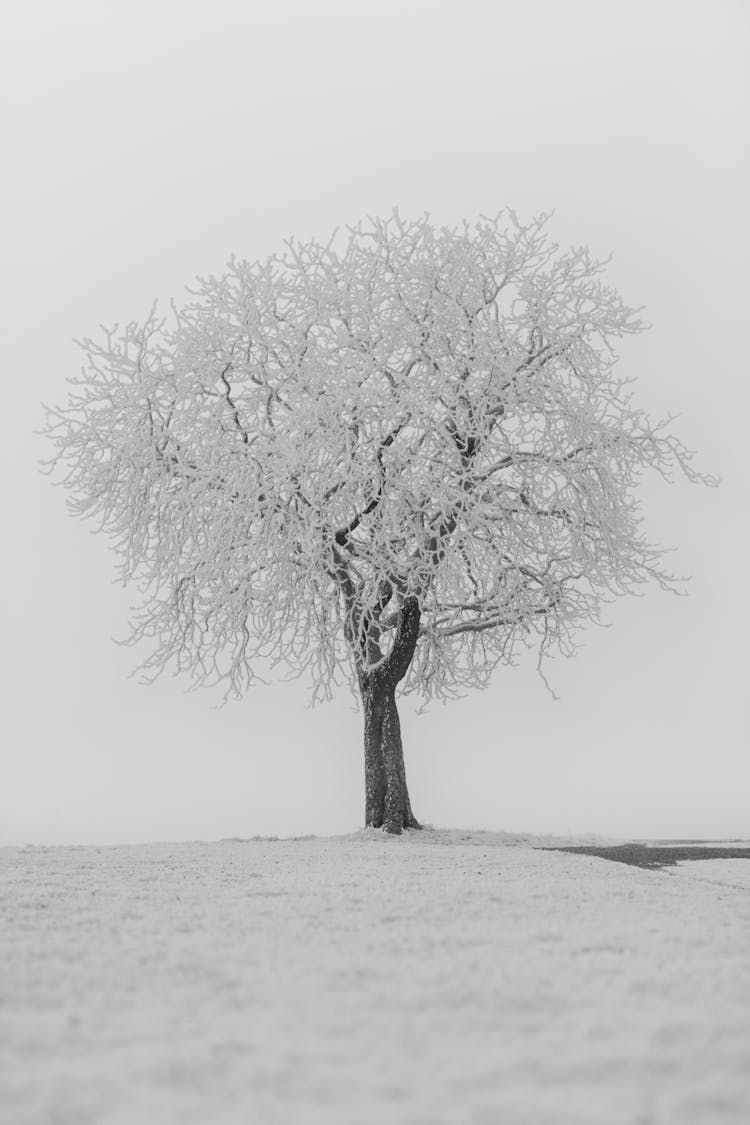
[1,0,748,845]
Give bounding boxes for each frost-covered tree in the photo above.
[44,211,710,833]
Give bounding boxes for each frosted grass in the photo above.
[2,831,749,1124]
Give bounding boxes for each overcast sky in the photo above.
[2,0,748,845]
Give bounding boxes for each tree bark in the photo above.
[346,595,422,834]
[361,674,420,834]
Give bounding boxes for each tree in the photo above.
[44,211,711,834]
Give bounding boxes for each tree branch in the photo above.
[333,418,408,547]
[218,362,249,445]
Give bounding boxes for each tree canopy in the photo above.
[45,212,709,710]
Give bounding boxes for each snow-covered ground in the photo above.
[2,830,749,1125]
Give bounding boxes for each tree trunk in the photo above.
[361,674,420,834]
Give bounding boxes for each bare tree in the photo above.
[44,211,712,833]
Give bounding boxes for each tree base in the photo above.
[384,818,423,835]
[366,812,423,835]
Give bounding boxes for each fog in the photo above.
[2,0,748,844]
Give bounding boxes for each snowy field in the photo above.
[2,830,749,1125]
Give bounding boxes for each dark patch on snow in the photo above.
[544,844,750,870]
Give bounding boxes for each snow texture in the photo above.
[2,830,749,1124]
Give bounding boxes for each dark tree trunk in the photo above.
[362,676,387,828]
[346,595,422,834]
[361,674,420,834]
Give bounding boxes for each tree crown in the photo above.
[44,211,712,702]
